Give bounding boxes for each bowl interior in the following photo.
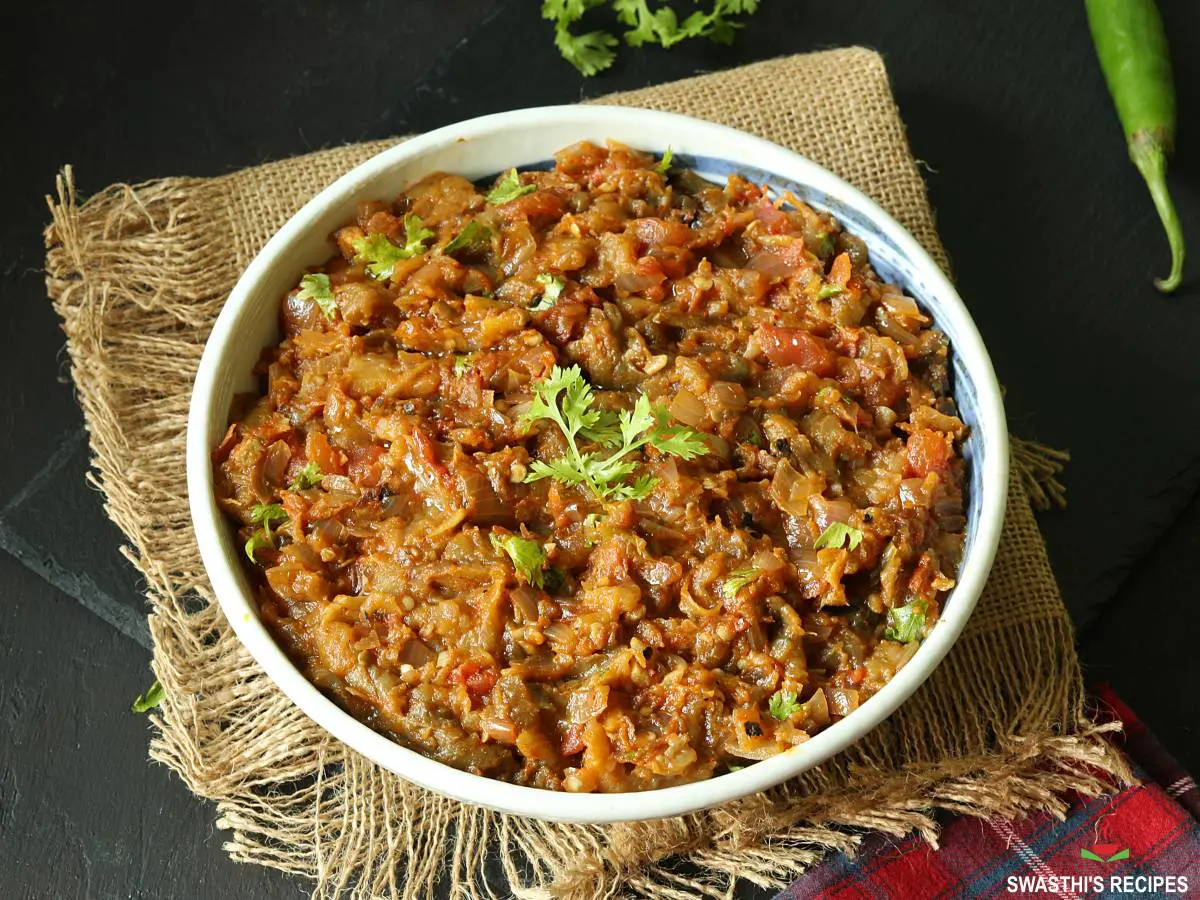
[188,106,1007,823]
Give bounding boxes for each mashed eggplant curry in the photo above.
[214,142,967,792]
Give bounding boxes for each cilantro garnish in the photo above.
[817,283,844,300]
[443,220,491,255]
[656,146,673,175]
[490,532,550,588]
[289,463,322,491]
[351,215,435,279]
[296,273,337,320]
[453,353,476,377]
[814,522,863,552]
[721,568,760,600]
[131,680,165,713]
[521,365,708,501]
[542,1,760,76]
[543,1,620,76]
[885,600,927,643]
[767,689,802,721]
[533,273,566,310]
[486,169,538,205]
[249,503,287,528]
[245,503,289,562]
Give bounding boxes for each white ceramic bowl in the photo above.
[187,105,1008,823]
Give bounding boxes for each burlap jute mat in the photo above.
[44,48,1129,900]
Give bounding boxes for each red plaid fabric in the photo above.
[777,686,1200,899]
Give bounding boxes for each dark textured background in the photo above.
[2,1,1199,897]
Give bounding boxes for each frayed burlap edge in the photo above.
[44,49,1130,900]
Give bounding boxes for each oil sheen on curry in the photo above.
[214,142,967,792]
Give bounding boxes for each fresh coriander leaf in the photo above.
[885,600,926,643]
[487,169,538,205]
[244,530,274,562]
[655,146,673,175]
[402,214,435,253]
[248,503,288,529]
[726,764,744,772]
[814,522,863,552]
[443,220,491,255]
[533,273,567,311]
[648,408,710,460]
[350,221,432,280]
[453,353,476,377]
[296,273,337,320]
[616,0,679,47]
[545,0,759,77]
[554,26,619,76]
[817,283,844,300]
[582,512,605,528]
[815,232,836,256]
[246,503,288,561]
[767,689,802,721]
[525,456,591,487]
[131,679,165,713]
[602,472,658,501]
[542,0,606,24]
[746,424,763,448]
[721,568,760,600]
[289,462,323,491]
[521,365,707,500]
[490,532,549,588]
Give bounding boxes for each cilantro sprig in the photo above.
[542,0,761,76]
[289,462,323,491]
[491,532,550,588]
[297,273,337,320]
[532,273,566,311]
[521,365,708,501]
[131,680,165,713]
[721,568,760,601]
[351,215,435,279]
[885,600,927,643]
[487,169,538,205]
[453,353,476,377]
[443,220,491,256]
[245,502,288,562]
[767,689,802,721]
[814,522,863,552]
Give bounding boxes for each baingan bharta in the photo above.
[214,141,967,792]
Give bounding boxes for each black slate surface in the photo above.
[3,1,1200,897]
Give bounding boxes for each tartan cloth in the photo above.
[778,685,1200,899]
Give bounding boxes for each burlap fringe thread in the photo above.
[44,53,1130,899]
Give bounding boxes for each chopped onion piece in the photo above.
[825,687,860,716]
[669,389,707,428]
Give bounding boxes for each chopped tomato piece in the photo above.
[753,200,791,234]
[757,325,836,375]
[305,430,345,476]
[450,662,498,698]
[905,428,953,477]
[346,442,385,487]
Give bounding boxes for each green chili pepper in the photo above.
[1085,0,1184,293]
